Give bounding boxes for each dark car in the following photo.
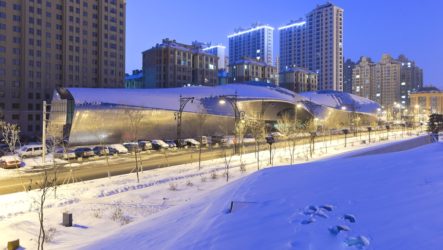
[107,146,119,155]
[174,139,187,148]
[92,146,110,156]
[123,143,142,153]
[138,141,153,151]
[74,147,95,158]
[164,140,177,148]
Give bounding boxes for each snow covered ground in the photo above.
[86,140,443,250]
[0,131,428,249]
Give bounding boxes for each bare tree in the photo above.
[235,119,247,165]
[246,119,266,170]
[28,165,57,250]
[0,121,21,154]
[196,106,208,171]
[125,109,144,183]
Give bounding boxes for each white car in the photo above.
[54,148,77,160]
[18,144,44,158]
[184,138,201,147]
[109,144,129,154]
[151,140,170,150]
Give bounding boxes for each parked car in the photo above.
[151,140,170,150]
[0,156,22,169]
[200,136,210,147]
[221,135,235,146]
[18,144,44,158]
[138,140,153,151]
[54,148,77,160]
[109,144,129,154]
[164,140,177,148]
[123,142,142,153]
[242,136,256,144]
[107,146,119,155]
[92,146,110,156]
[184,138,200,148]
[174,139,187,148]
[74,147,95,158]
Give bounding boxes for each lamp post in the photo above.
[219,92,243,154]
[175,95,194,147]
[367,126,372,143]
[295,101,302,129]
[342,129,349,148]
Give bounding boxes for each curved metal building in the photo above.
[49,83,381,146]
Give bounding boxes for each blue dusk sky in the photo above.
[126,0,443,88]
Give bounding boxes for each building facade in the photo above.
[373,54,401,108]
[410,87,443,116]
[343,59,356,93]
[228,24,274,66]
[49,84,380,146]
[142,39,219,88]
[278,19,306,71]
[202,45,227,70]
[398,55,423,106]
[279,67,317,93]
[278,3,344,91]
[228,58,277,84]
[125,70,143,88]
[0,0,126,137]
[352,57,374,99]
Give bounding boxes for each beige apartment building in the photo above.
[142,39,219,88]
[228,58,277,84]
[352,54,401,108]
[372,54,401,108]
[352,57,374,99]
[279,67,317,93]
[0,0,126,138]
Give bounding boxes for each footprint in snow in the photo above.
[343,214,356,223]
[300,217,316,225]
[344,235,370,248]
[320,204,334,212]
[328,225,350,235]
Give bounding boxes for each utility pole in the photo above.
[42,100,50,164]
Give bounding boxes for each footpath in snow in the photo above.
[0,132,428,249]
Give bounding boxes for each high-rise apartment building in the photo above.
[372,54,401,107]
[343,59,355,93]
[352,57,374,99]
[278,19,306,71]
[228,24,274,66]
[279,3,344,91]
[142,39,218,88]
[397,55,423,106]
[0,0,126,138]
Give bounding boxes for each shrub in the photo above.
[169,183,178,191]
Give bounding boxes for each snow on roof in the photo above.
[299,90,380,113]
[65,83,308,113]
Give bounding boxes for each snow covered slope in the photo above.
[84,142,443,250]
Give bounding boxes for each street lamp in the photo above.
[175,95,194,147]
[294,101,303,130]
[218,92,243,154]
